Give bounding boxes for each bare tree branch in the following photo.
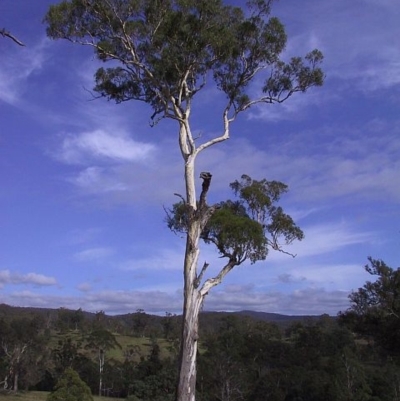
[0,29,25,46]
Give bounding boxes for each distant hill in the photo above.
[0,303,333,331]
[234,310,330,322]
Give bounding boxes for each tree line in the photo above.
[1,257,400,400]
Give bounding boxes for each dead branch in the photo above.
[0,29,25,46]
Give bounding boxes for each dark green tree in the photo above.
[47,367,93,401]
[131,309,150,337]
[340,257,400,359]
[44,2,323,399]
[52,337,83,375]
[0,317,45,391]
[130,339,176,401]
[56,307,84,332]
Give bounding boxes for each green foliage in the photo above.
[167,175,303,264]
[2,308,400,400]
[340,257,400,360]
[203,200,267,263]
[44,0,323,121]
[0,316,47,391]
[52,337,82,373]
[85,329,121,353]
[47,368,93,401]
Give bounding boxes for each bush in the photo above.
[47,367,93,401]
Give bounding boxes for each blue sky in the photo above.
[1,0,399,316]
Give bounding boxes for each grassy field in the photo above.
[50,330,176,363]
[0,391,123,401]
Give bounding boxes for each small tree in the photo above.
[44,1,323,399]
[47,367,93,401]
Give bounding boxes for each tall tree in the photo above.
[44,2,323,400]
[85,328,121,396]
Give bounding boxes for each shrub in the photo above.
[47,367,93,401]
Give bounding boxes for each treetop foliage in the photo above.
[339,257,400,360]
[348,257,400,317]
[44,0,323,123]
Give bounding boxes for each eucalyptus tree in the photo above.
[0,317,44,391]
[85,328,121,396]
[44,1,323,399]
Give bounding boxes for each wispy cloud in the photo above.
[77,282,92,292]
[0,281,357,316]
[74,247,115,262]
[65,227,104,246]
[0,270,57,287]
[277,263,370,290]
[56,129,156,165]
[2,289,182,315]
[200,121,400,205]
[0,38,50,106]
[120,246,185,272]
[205,285,351,315]
[284,223,375,259]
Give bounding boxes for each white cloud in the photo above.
[0,38,50,105]
[201,123,400,205]
[74,247,114,262]
[57,129,156,164]
[77,282,92,292]
[2,289,182,315]
[0,285,348,316]
[66,227,104,245]
[0,270,57,287]
[205,285,351,316]
[279,263,370,291]
[285,223,374,259]
[273,1,400,97]
[121,247,185,272]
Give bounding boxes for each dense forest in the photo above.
[0,258,399,401]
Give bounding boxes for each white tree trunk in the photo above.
[176,113,231,401]
[177,284,203,401]
[176,146,204,401]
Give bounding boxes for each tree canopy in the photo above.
[45,0,323,126]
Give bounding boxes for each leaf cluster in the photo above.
[166,174,303,264]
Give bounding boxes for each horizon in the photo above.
[0,302,333,318]
[1,0,399,316]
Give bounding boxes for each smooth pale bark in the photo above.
[177,283,203,401]
[176,118,233,401]
[176,153,203,401]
